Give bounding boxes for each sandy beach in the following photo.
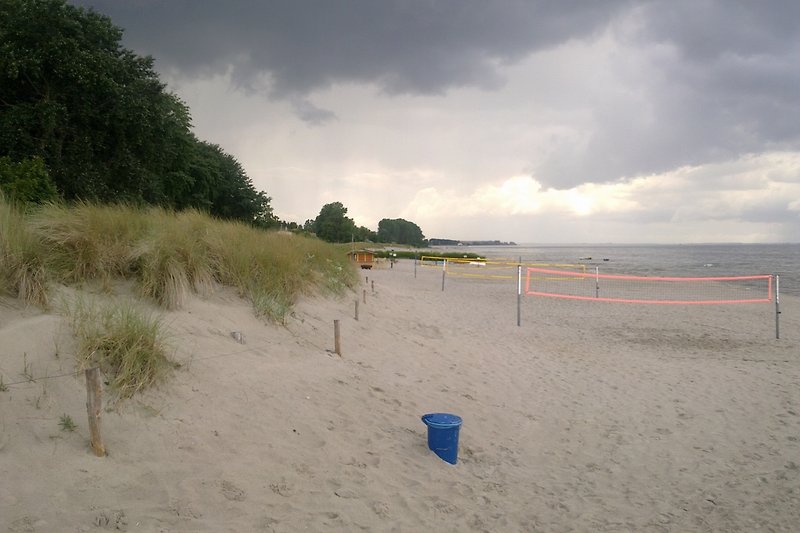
[1,259,799,532]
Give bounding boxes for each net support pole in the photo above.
[517,258,522,327]
[595,267,600,298]
[775,274,781,340]
[441,259,447,292]
[414,253,418,278]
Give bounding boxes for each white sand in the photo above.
[1,260,799,532]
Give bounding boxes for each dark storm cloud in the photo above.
[540,0,800,187]
[69,0,800,190]
[70,0,633,96]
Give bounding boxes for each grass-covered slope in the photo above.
[1,195,357,398]
[2,196,357,319]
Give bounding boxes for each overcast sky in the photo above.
[72,0,800,243]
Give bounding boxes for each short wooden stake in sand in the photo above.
[371,280,374,293]
[363,289,367,304]
[85,367,105,457]
[334,319,342,356]
[354,299,359,321]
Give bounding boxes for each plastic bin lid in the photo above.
[421,413,463,429]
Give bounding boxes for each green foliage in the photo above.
[377,218,426,246]
[313,202,357,243]
[0,0,187,201]
[66,297,173,399]
[14,199,356,319]
[183,141,277,227]
[0,0,276,226]
[0,192,49,305]
[0,157,58,204]
[302,202,424,246]
[353,225,377,242]
[58,413,76,432]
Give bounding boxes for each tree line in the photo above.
[303,202,426,247]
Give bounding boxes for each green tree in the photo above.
[0,0,277,227]
[377,218,426,246]
[313,202,357,243]
[183,141,276,226]
[0,0,191,202]
[0,156,58,203]
[354,225,377,242]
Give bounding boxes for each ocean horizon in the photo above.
[432,242,800,297]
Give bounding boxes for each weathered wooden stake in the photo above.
[85,367,105,457]
[371,280,374,293]
[354,299,359,321]
[334,319,342,356]
[362,289,367,304]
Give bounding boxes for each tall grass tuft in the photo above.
[8,201,357,319]
[66,297,172,399]
[31,201,153,284]
[3,199,360,399]
[0,193,49,306]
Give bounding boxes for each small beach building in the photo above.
[348,250,375,269]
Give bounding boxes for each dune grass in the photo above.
[0,193,49,306]
[65,296,173,399]
[4,197,357,318]
[1,195,358,397]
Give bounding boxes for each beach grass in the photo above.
[0,193,49,306]
[2,196,357,319]
[65,296,173,399]
[1,195,357,397]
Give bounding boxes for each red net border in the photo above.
[524,267,773,305]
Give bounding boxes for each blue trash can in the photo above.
[421,413,463,464]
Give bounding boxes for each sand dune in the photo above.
[1,260,799,532]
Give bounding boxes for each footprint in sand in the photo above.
[270,479,294,497]
[221,480,247,501]
[170,499,203,519]
[371,501,390,519]
[9,516,38,533]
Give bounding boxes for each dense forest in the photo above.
[0,0,275,225]
[0,0,427,246]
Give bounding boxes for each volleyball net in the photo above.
[524,267,773,305]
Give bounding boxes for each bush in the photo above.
[0,157,59,205]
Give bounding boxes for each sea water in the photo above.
[438,243,800,297]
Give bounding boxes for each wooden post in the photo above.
[371,280,374,293]
[85,367,105,457]
[334,320,342,356]
[354,299,359,321]
[362,289,367,304]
